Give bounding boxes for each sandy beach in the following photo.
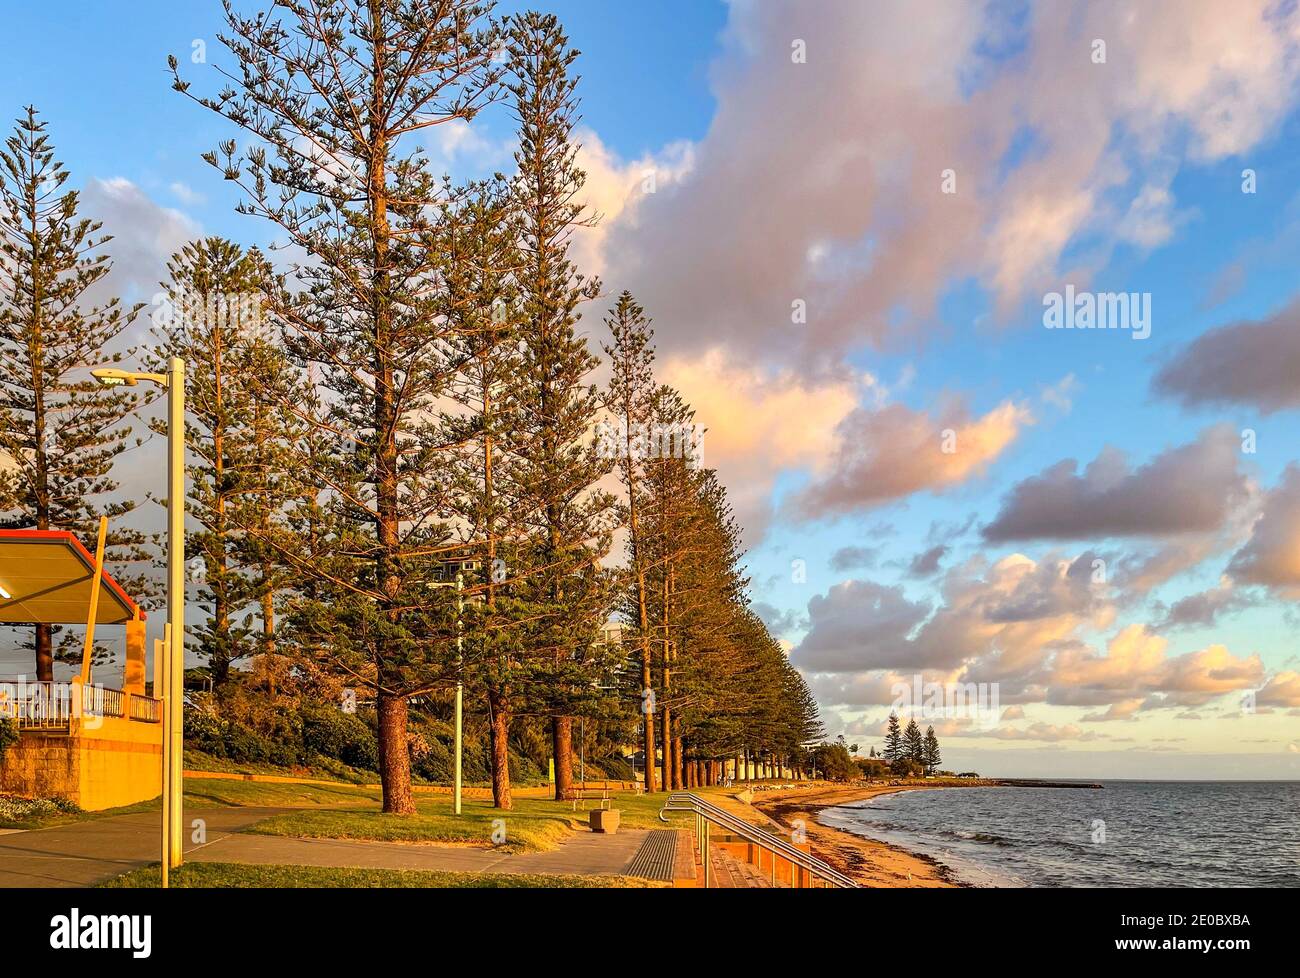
[744,780,1002,887]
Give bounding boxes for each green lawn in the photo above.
[183,749,378,785]
[245,784,695,851]
[99,861,658,888]
[248,798,574,851]
[184,776,383,810]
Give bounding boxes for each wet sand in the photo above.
[745,781,1002,887]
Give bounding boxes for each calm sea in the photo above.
[820,782,1300,887]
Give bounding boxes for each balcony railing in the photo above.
[0,679,161,729]
[128,693,162,723]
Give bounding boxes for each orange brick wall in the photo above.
[0,715,161,811]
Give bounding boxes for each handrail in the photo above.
[0,679,139,728]
[659,791,858,888]
[128,694,162,723]
[0,680,74,729]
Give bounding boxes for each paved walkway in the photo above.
[0,807,284,888]
[0,806,655,886]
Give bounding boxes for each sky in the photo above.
[2,0,1299,778]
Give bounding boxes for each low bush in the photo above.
[300,705,378,770]
[0,717,18,762]
[0,793,78,823]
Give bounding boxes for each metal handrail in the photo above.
[0,679,140,728]
[659,791,858,888]
[128,694,162,723]
[0,680,74,729]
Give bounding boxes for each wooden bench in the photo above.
[570,786,612,811]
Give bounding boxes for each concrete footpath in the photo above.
[0,807,284,887]
[0,806,652,886]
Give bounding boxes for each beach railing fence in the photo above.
[659,791,859,888]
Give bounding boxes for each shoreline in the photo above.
[745,780,1005,888]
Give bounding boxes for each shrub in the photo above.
[0,794,78,822]
[300,705,377,770]
[856,757,891,779]
[183,705,229,757]
[810,742,859,781]
[599,755,634,781]
[224,725,301,766]
[0,717,18,762]
[890,757,926,778]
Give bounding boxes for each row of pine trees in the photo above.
[881,713,943,774]
[0,1,822,812]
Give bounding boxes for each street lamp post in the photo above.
[92,357,185,873]
[454,571,463,816]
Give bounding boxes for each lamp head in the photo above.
[91,368,137,387]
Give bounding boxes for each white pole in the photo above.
[453,572,463,815]
[167,357,185,868]
[158,626,170,888]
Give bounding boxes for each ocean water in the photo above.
[820,782,1300,887]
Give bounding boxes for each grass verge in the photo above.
[246,787,694,850]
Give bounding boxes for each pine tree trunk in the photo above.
[630,498,656,794]
[261,565,276,696]
[488,684,512,810]
[35,624,53,682]
[377,691,414,814]
[552,715,573,800]
[673,737,684,790]
[211,339,230,687]
[641,650,656,793]
[367,0,408,819]
[660,705,671,794]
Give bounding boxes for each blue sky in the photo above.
[0,0,727,248]
[3,1,1299,778]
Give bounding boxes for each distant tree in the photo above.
[0,107,148,679]
[148,237,284,687]
[441,177,526,811]
[891,756,925,778]
[905,718,925,763]
[638,386,709,791]
[923,725,942,774]
[505,10,617,801]
[603,291,659,794]
[883,712,903,761]
[856,756,890,779]
[811,741,857,782]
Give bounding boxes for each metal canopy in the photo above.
[0,530,144,625]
